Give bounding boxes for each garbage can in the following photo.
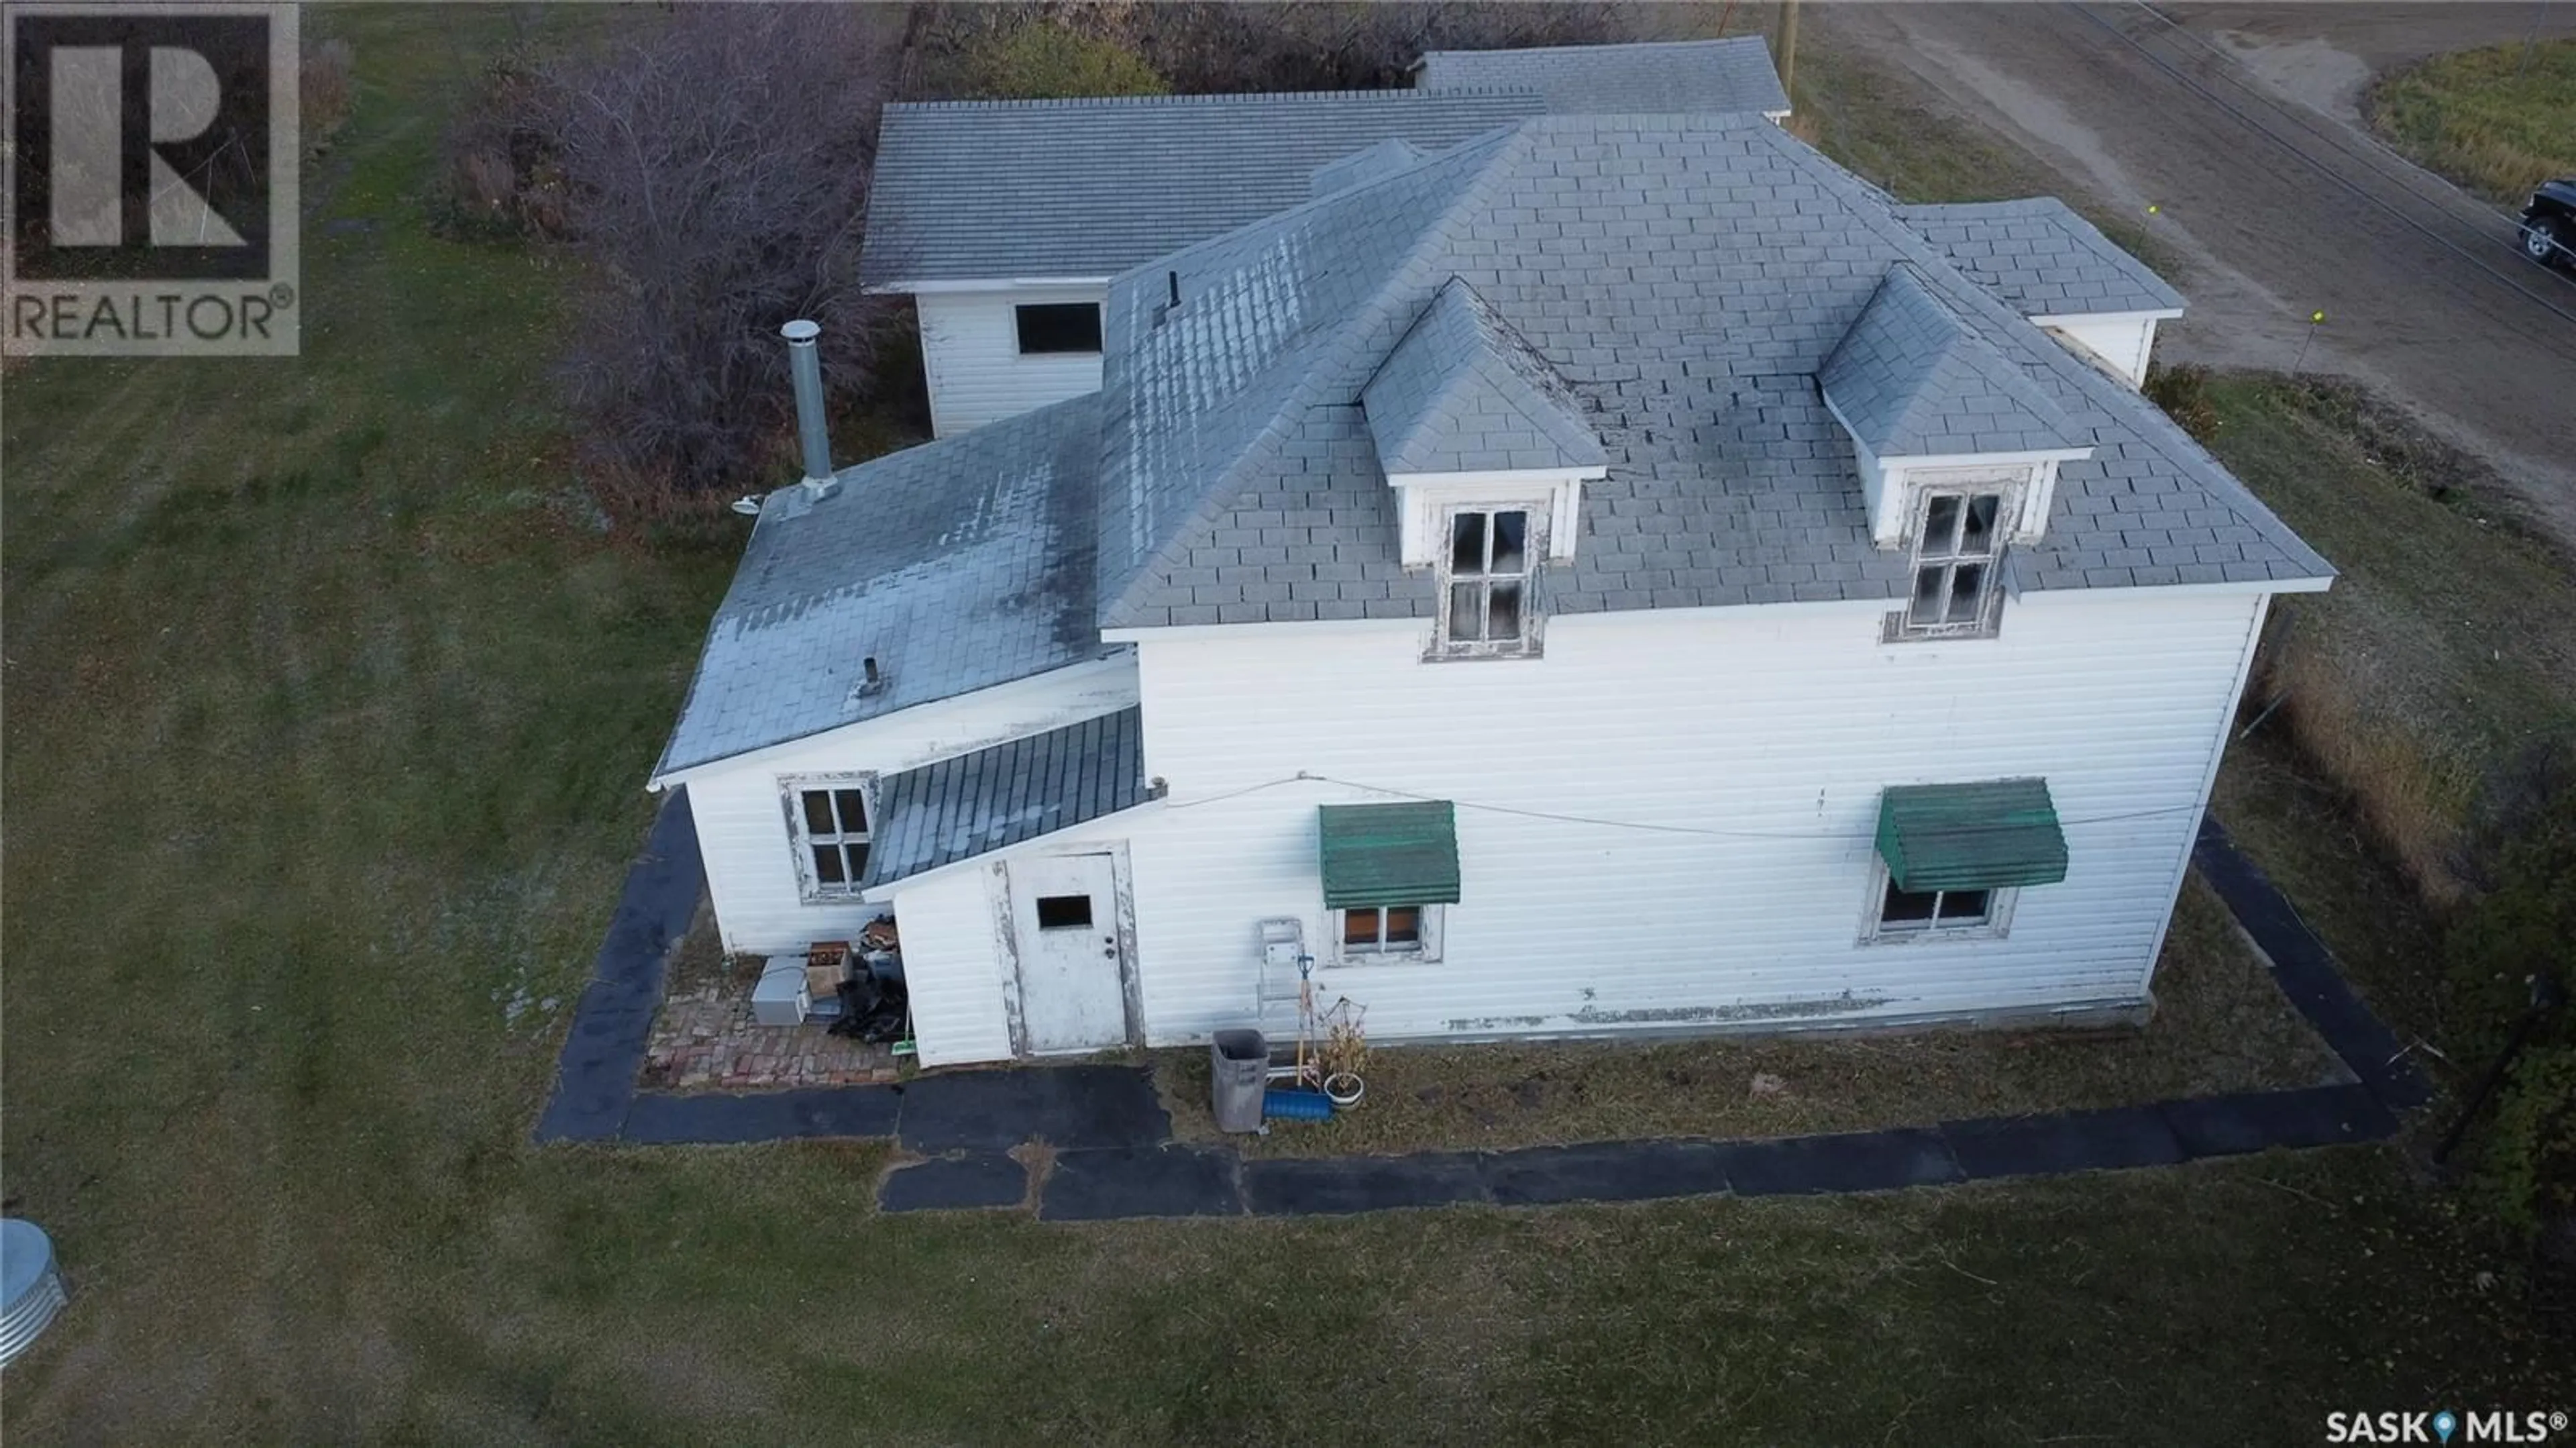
[1210,1029,1269,1133]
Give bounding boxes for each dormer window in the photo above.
[1438,506,1543,657]
[1896,488,2009,640]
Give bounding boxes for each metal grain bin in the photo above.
[1,1219,68,1365]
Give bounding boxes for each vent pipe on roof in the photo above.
[782,319,838,499]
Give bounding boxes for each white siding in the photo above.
[673,658,1136,955]
[1112,588,2266,1049]
[916,285,1108,437]
[885,865,1016,1066]
[2042,315,2163,389]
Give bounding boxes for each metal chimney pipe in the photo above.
[781,319,835,490]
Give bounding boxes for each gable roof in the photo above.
[1089,111,2328,632]
[1361,275,1605,475]
[652,394,1114,779]
[861,90,1542,286]
[1820,264,2086,459]
[1311,138,1427,199]
[1894,199,2184,318]
[1415,36,1790,117]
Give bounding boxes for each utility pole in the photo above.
[1775,0,1801,97]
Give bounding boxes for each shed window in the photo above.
[1896,489,2007,639]
[786,774,875,899]
[1437,507,1541,657]
[1015,303,1102,356]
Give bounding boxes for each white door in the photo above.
[1009,853,1131,1055]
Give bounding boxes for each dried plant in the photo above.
[1319,999,1369,1079]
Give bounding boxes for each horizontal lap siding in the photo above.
[1121,590,2262,1045]
[887,867,1015,1066]
[682,663,1136,954]
[918,287,1109,437]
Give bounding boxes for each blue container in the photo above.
[1262,1088,1334,1121]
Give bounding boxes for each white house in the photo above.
[861,38,1795,438]
[655,103,2330,1069]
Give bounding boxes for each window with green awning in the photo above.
[1318,802,1461,909]
[1875,778,2069,893]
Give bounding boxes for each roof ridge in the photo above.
[1419,35,1768,60]
[1097,126,1538,627]
[885,86,1543,113]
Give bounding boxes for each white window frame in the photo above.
[1432,503,1546,660]
[1858,858,2018,944]
[782,772,877,902]
[1889,485,2017,641]
[1330,904,1445,964]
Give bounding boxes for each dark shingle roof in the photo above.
[1091,112,2328,631]
[861,91,1542,285]
[1821,264,2086,458]
[1894,199,2183,317]
[653,395,1117,777]
[1362,275,1605,474]
[1415,36,1790,117]
[860,707,1148,888]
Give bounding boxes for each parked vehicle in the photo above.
[2520,178,2576,270]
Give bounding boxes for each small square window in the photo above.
[1015,303,1102,355]
[786,774,874,901]
[1035,894,1093,930]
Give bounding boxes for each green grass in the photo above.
[4,9,2570,1441]
[2369,38,2576,202]
[1162,881,2342,1157]
[2191,374,2576,901]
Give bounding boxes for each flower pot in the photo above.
[1323,1071,1365,1110]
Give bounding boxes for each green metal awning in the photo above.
[1875,779,2069,892]
[1318,802,1461,909]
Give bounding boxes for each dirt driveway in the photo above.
[1814,2,2576,548]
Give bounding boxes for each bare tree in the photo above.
[533,6,904,495]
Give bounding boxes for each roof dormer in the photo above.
[1360,277,1605,571]
[1821,265,2094,552]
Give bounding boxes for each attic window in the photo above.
[1893,490,2008,641]
[1436,507,1542,658]
[1015,303,1102,356]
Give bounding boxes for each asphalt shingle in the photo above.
[1415,36,1790,117]
[1361,275,1605,476]
[1893,198,2184,318]
[1820,264,2085,458]
[861,91,1542,285]
[1090,112,2328,630]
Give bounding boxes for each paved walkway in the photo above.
[535,794,2432,1219]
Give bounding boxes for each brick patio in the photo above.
[641,970,899,1090]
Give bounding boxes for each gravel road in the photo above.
[1813,2,2576,548]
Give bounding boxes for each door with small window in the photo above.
[1006,853,1132,1055]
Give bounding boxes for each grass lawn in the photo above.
[2189,373,2576,903]
[4,8,2568,1441]
[2369,38,2576,202]
[1162,880,2343,1157]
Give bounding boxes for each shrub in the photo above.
[443,7,906,498]
[2143,362,2218,442]
[945,20,1167,99]
[303,38,356,154]
[2444,739,2576,1239]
